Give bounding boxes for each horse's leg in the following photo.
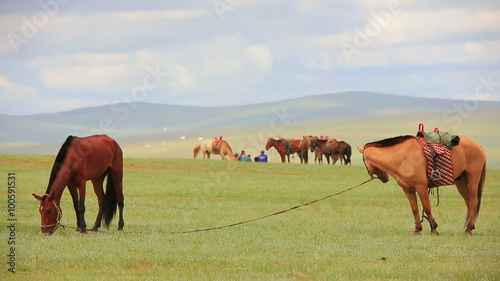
[206,152,210,159]
[416,187,438,235]
[402,189,423,235]
[280,153,286,163]
[112,169,125,231]
[456,172,480,234]
[455,173,472,234]
[76,181,88,233]
[90,177,105,231]
[67,184,82,231]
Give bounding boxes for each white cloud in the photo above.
[338,40,500,68]
[0,75,104,115]
[303,8,500,49]
[0,75,39,102]
[27,35,273,100]
[378,8,500,47]
[299,7,500,69]
[114,9,209,21]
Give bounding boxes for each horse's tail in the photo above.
[345,145,352,165]
[475,162,486,219]
[102,169,118,229]
[193,143,201,158]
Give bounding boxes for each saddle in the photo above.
[416,124,458,188]
[284,139,293,154]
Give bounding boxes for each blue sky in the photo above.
[0,0,499,115]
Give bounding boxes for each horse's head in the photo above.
[309,138,318,152]
[32,193,62,235]
[299,136,310,149]
[357,146,389,183]
[265,138,275,150]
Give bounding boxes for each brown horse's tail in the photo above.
[475,162,486,219]
[193,143,201,158]
[344,145,352,165]
[102,170,117,229]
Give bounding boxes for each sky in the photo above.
[0,0,499,115]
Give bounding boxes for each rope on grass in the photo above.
[165,177,376,234]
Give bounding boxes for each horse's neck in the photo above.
[367,144,410,175]
[46,167,70,200]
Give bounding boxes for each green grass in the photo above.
[1,155,499,280]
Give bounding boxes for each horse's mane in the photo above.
[364,135,415,148]
[45,135,76,194]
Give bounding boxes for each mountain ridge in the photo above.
[1,91,499,144]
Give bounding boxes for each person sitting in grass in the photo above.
[240,154,252,162]
[256,150,268,162]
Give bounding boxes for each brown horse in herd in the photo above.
[358,135,486,235]
[331,139,352,165]
[265,137,306,163]
[32,135,125,235]
[305,136,352,165]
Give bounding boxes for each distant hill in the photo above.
[2,91,499,144]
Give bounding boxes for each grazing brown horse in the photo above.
[32,135,125,235]
[193,137,234,160]
[358,135,486,235]
[330,139,352,165]
[266,137,305,163]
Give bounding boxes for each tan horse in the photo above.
[358,135,486,235]
[193,139,234,160]
[300,136,322,164]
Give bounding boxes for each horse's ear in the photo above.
[32,193,45,201]
[357,146,364,154]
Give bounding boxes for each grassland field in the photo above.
[0,154,499,280]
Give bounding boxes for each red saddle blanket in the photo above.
[416,137,455,187]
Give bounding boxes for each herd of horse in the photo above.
[193,135,352,165]
[33,130,486,236]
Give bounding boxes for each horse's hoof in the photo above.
[431,231,439,236]
[412,231,421,235]
[464,230,473,235]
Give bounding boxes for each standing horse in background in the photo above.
[266,137,305,163]
[32,135,125,235]
[331,139,352,165]
[358,135,486,235]
[300,136,322,164]
[193,137,234,160]
[309,138,334,164]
